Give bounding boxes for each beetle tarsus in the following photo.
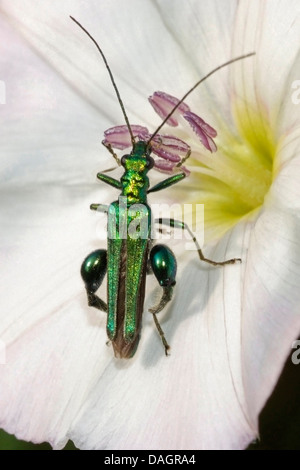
[151,306,171,357]
[176,148,191,168]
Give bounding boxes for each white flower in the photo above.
[0,0,300,450]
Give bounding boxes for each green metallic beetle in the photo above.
[71,17,253,358]
[81,140,187,358]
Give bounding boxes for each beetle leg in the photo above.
[151,298,172,356]
[86,291,107,312]
[90,203,109,212]
[148,172,186,194]
[155,218,242,266]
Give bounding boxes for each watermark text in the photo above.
[291,340,300,365]
[96,197,204,251]
[291,80,300,104]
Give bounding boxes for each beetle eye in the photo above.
[121,155,128,167]
[146,156,154,170]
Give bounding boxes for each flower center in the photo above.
[183,103,276,241]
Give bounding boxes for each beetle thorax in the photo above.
[120,142,154,204]
[121,160,150,204]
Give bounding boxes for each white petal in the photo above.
[0,14,112,185]
[231,0,300,133]
[154,0,239,120]
[270,152,300,211]
[0,0,193,129]
[242,206,300,427]
[156,0,300,136]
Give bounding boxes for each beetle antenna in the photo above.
[147,52,255,147]
[70,16,135,147]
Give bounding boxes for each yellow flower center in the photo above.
[183,102,277,242]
